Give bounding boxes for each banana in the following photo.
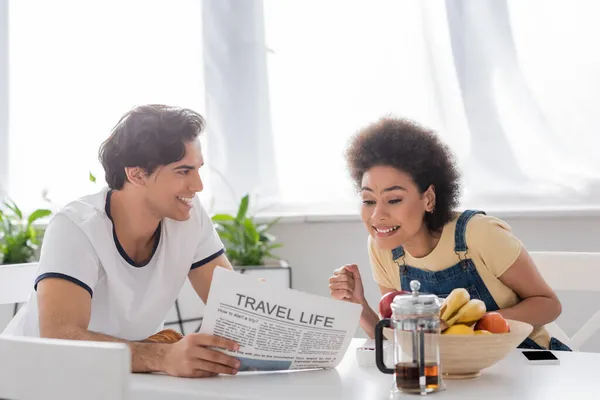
[446,299,487,326]
[440,288,470,322]
[442,324,474,335]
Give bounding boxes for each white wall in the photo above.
[269,213,600,352]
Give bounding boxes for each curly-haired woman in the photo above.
[328,116,570,351]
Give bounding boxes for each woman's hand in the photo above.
[329,264,367,305]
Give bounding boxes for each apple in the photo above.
[378,290,410,319]
[474,312,510,334]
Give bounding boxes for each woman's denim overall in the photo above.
[393,209,571,351]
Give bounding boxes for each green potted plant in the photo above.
[211,194,284,267]
[0,199,52,320]
[0,199,52,265]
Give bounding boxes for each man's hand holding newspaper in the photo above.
[199,267,362,372]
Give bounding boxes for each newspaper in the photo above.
[199,267,362,372]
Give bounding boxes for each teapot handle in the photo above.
[375,319,394,374]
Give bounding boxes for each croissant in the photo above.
[143,329,184,344]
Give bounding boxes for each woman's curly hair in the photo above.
[346,116,461,232]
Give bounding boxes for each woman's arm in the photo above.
[497,248,562,328]
[328,264,395,339]
[358,285,397,339]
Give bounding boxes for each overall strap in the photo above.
[392,246,405,261]
[454,209,486,258]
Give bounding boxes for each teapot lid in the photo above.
[391,280,441,316]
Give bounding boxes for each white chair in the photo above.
[0,262,39,304]
[530,251,600,351]
[0,335,131,400]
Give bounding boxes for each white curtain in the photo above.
[422,0,600,210]
[201,0,278,214]
[5,0,600,215]
[259,0,600,214]
[261,0,440,213]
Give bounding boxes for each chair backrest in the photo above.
[0,335,131,400]
[0,262,39,304]
[530,251,600,351]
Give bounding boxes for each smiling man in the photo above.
[3,105,242,377]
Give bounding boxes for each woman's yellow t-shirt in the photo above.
[367,212,550,348]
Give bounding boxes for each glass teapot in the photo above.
[375,280,444,395]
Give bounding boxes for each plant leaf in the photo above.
[89,171,97,183]
[243,219,260,243]
[236,195,250,222]
[216,232,235,243]
[259,232,276,243]
[27,209,52,227]
[27,225,39,245]
[215,196,284,266]
[226,248,242,266]
[4,199,23,220]
[2,230,34,264]
[220,223,242,242]
[212,214,236,223]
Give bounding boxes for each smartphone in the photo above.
[522,350,560,365]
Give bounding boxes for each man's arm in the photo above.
[37,278,168,372]
[37,278,240,377]
[188,253,234,303]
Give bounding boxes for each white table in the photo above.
[129,338,596,399]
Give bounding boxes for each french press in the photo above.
[375,280,444,395]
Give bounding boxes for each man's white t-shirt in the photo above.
[2,188,224,340]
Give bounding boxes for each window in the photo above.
[262,0,442,213]
[261,0,600,214]
[7,0,206,213]
[5,1,600,216]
